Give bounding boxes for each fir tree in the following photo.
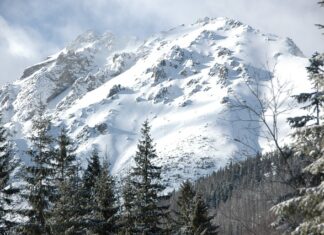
[120,175,136,235]
[287,52,324,127]
[0,113,19,233]
[91,159,119,235]
[191,195,218,235]
[307,52,324,88]
[83,148,101,191]
[273,5,324,232]
[50,164,90,235]
[273,11,324,230]
[272,125,324,235]
[71,148,105,234]
[174,180,196,233]
[20,103,56,235]
[174,181,218,235]
[53,127,76,183]
[130,120,166,234]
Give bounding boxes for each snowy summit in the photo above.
[0,17,310,190]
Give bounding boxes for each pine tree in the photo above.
[53,127,76,183]
[83,148,101,191]
[174,180,196,233]
[120,175,136,235]
[0,113,19,233]
[50,163,92,235]
[19,103,56,235]
[272,125,324,235]
[287,52,324,127]
[71,147,105,234]
[174,181,218,235]
[91,160,119,235]
[273,4,324,232]
[130,120,166,234]
[191,195,218,235]
[307,52,324,89]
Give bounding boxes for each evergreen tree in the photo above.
[307,52,324,89]
[0,113,19,233]
[130,120,166,234]
[174,180,196,233]
[67,148,107,234]
[272,125,324,235]
[287,52,324,127]
[53,127,76,183]
[191,195,218,235]
[19,103,56,235]
[83,148,101,191]
[66,148,103,234]
[120,175,136,235]
[273,82,323,234]
[91,160,119,235]
[273,4,324,233]
[174,181,218,235]
[50,164,90,235]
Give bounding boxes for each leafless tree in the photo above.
[212,63,308,234]
[226,64,299,186]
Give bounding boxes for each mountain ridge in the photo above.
[0,17,310,190]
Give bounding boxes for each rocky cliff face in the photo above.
[0,17,309,190]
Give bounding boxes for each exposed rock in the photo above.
[20,60,54,80]
[108,84,124,98]
[95,123,108,134]
[152,67,167,84]
[153,86,169,103]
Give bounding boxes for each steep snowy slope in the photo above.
[0,17,310,190]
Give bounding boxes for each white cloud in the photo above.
[0,16,58,85]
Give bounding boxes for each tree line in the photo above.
[0,109,219,234]
[0,2,323,235]
[0,55,322,234]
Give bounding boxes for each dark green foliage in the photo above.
[53,149,119,235]
[91,160,119,235]
[287,114,315,128]
[49,132,86,235]
[173,150,308,235]
[120,175,136,235]
[191,195,218,235]
[49,167,88,235]
[273,4,324,233]
[288,53,324,127]
[272,125,324,234]
[194,154,266,209]
[0,113,19,233]
[53,127,76,183]
[83,148,101,191]
[173,180,196,231]
[307,52,324,77]
[77,147,103,233]
[287,89,323,127]
[173,181,218,235]
[20,103,56,235]
[73,148,103,233]
[128,120,167,234]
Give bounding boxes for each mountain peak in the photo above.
[67,30,115,52]
[0,17,310,191]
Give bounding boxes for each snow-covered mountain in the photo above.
[0,17,310,190]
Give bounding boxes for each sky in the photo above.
[0,0,323,86]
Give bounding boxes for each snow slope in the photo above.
[0,17,311,191]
